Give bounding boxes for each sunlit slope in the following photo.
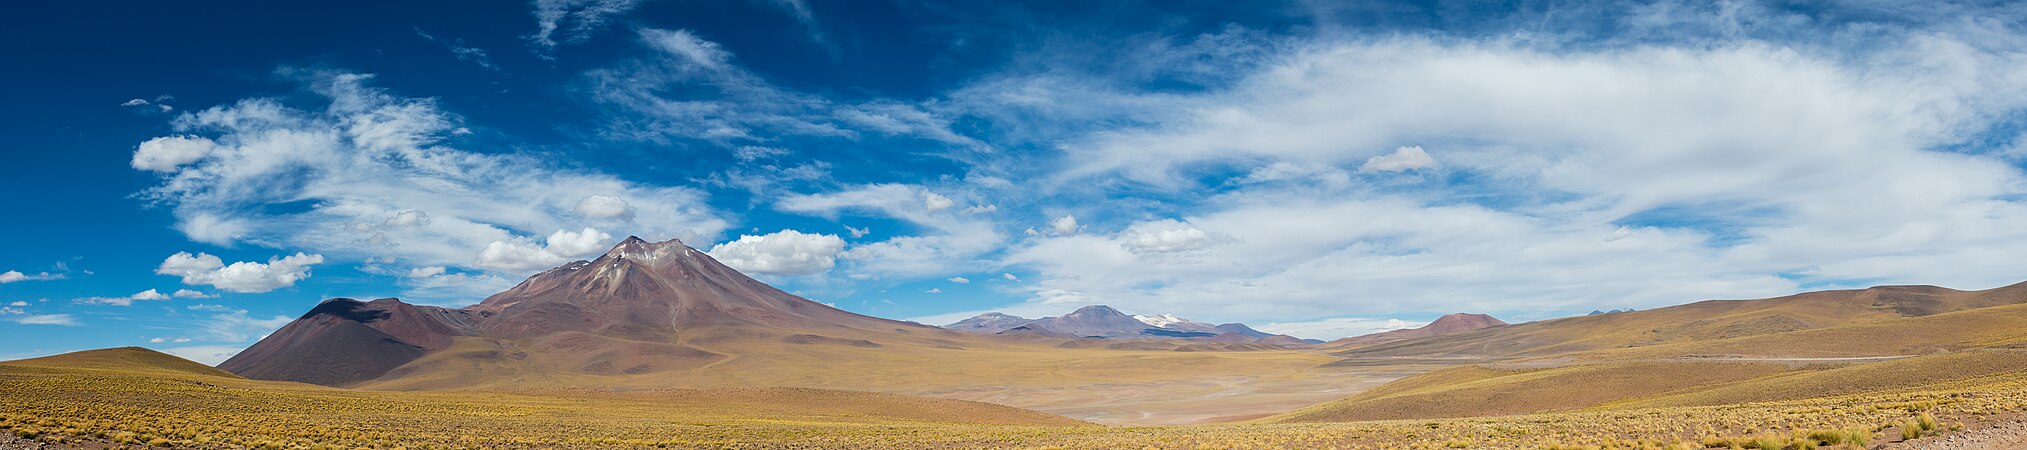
[355,323,1341,393]
[9,348,2027,448]
[1,347,241,379]
[0,348,1095,448]
[1274,302,2027,423]
[1577,300,2027,360]
[1338,282,2027,360]
[1266,361,1793,422]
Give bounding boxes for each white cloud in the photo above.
[1049,215,1079,236]
[407,266,447,278]
[926,288,942,294]
[1119,221,1231,254]
[0,271,62,284]
[12,314,79,326]
[123,98,149,107]
[573,194,634,220]
[948,276,970,284]
[844,225,870,238]
[156,252,324,293]
[1003,273,1018,281]
[75,289,176,307]
[1257,317,1424,341]
[398,272,518,307]
[923,191,955,212]
[640,28,732,70]
[414,28,499,71]
[779,184,1006,278]
[527,0,644,56]
[706,229,847,275]
[953,18,2027,324]
[193,307,294,342]
[131,135,218,172]
[6,301,25,307]
[733,145,789,161]
[383,210,430,227]
[1358,145,1436,173]
[474,228,613,272]
[131,72,727,283]
[157,345,246,366]
[171,289,216,299]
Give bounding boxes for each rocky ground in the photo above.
[1891,417,2027,450]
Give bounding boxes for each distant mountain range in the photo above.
[943,306,1323,345]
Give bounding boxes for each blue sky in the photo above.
[9,1,2027,363]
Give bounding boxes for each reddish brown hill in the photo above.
[219,298,476,386]
[1320,313,1508,350]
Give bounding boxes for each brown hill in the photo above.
[219,298,474,386]
[1335,283,2027,360]
[1275,298,2027,423]
[4,347,239,379]
[1319,313,1507,350]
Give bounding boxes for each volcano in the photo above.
[221,237,935,387]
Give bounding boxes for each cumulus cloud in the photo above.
[130,71,727,282]
[573,194,635,220]
[474,228,614,272]
[12,314,79,326]
[0,271,62,284]
[1048,215,1079,236]
[948,276,970,284]
[131,135,218,172]
[706,229,847,275]
[777,184,1004,278]
[155,252,324,293]
[1358,146,1436,173]
[171,289,215,299]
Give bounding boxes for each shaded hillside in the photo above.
[1337,282,2027,360]
[220,298,475,386]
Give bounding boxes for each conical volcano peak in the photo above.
[601,235,693,263]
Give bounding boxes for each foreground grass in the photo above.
[5,356,2026,449]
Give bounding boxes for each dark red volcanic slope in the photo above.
[1320,313,1508,349]
[218,298,475,386]
[222,237,934,386]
